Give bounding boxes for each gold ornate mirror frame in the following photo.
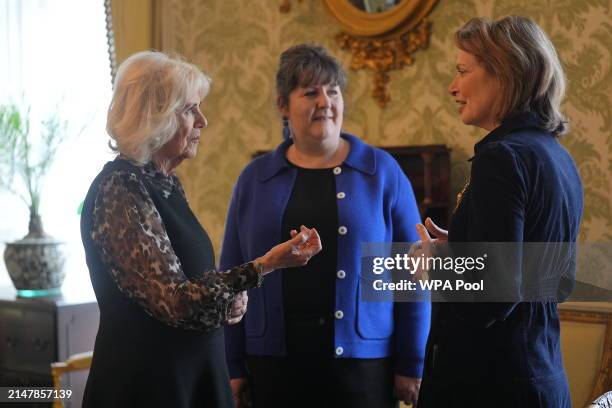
[281,1,438,107]
[322,0,436,37]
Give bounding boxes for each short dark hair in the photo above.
[455,16,568,135]
[276,44,347,108]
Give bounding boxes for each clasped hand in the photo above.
[227,290,248,325]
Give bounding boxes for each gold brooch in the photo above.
[454,181,470,213]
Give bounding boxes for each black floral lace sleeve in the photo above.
[90,169,263,332]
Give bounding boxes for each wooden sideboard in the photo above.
[0,286,99,408]
[381,145,452,228]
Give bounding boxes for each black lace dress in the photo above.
[80,157,262,408]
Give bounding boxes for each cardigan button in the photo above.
[335,346,344,356]
[338,226,347,235]
[336,270,346,279]
[333,166,342,175]
[335,310,344,320]
[336,192,346,199]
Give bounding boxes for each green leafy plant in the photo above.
[0,104,68,239]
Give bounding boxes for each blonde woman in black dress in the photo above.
[80,51,321,408]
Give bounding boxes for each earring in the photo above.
[282,116,291,140]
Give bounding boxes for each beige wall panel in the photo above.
[110,0,154,64]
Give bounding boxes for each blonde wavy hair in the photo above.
[107,51,211,164]
[455,16,568,135]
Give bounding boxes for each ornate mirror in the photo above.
[323,0,436,37]
[325,0,437,107]
[282,0,438,107]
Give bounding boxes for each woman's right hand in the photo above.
[411,217,448,280]
[230,378,250,408]
[256,225,322,275]
[416,217,448,243]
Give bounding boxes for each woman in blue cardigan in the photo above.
[416,16,583,407]
[220,44,430,408]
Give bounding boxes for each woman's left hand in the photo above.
[227,291,248,325]
[394,374,421,407]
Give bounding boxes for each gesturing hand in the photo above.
[416,217,448,244]
[257,225,322,274]
[410,217,448,280]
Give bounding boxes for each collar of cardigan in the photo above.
[258,132,376,181]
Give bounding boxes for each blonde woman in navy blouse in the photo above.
[416,17,582,408]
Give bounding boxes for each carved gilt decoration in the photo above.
[279,0,302,14]
[336,21,431,107]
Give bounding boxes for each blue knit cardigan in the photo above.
[220,133,431,378]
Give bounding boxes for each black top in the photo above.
[80,158,261,408]
[418,112,583,408]
[282,164,337,354]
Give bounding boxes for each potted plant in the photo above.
[0,104,68,296]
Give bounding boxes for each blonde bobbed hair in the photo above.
[455,16,568,135]
[107,51,211,164]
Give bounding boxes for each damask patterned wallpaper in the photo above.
[159,0,611,262]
